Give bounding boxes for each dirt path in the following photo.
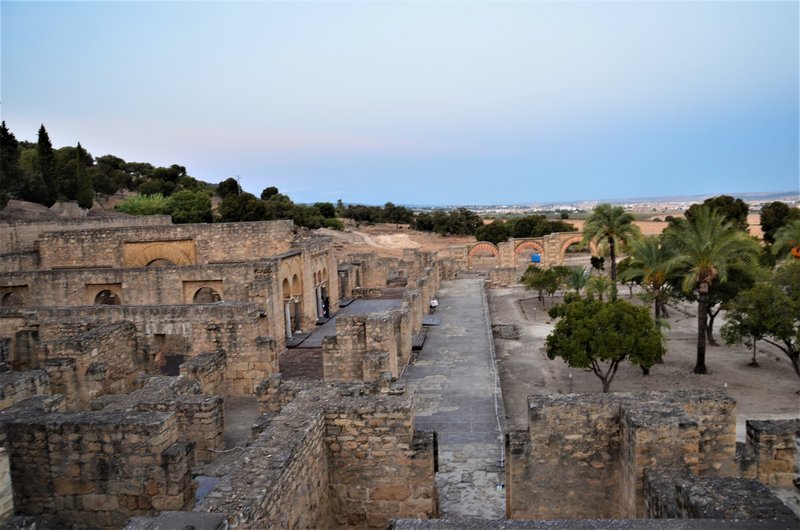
[489,286,800,440]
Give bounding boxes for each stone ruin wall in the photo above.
[322,310,412,383]
[506,390,739,520]
[0,371,49,410]
[0,396,195,529]
[199,383,437,529]
[0,448,12,523]
[0,304,277,395]
[740,419,799,488]
[0,217,172,262]
[34,220,295,270]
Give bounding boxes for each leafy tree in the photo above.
[582,204,641,283]
[507,214,575,238]
[313,201,336,219]
[546,299,665,392]
[36,125,58,204]
[260,186,279,200]
[475,220,510,244]
[292,204,325,229]
[773,220,800,260]
[760,201,800,244]
[616,257,639,298]
[585,275,615,302]
[686,195,749,232]
[54,145,93,200]
[115,194,168,216]
[721,262,800,386]
[413,212,434,232]
[264,193,295,220]
[664,206,761,373]
[521,266,567,306]
[382,201,414,226]
[74,143,94,208]
[0,122,22,199]
[90,155,126,197]
[590,256,605,272]
[218,192,268,222]
[217,177,241,198]
[164,190,212,223]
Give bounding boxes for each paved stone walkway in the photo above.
[403,277,506,520]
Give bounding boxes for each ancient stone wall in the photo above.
[0,216,171,256]
[200,386,436,529]
[36,220,295,269]
[0,304,278,395]
[506,390,738,520]
[322,309,411,382]
[742,419,799,488]
[40,322,143,410]
[179,351,226,396]
[0,371,49,410]
[0,407,195,529]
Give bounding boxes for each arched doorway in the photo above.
[0,291,23,307]
[515,241,545,272]
[468,242,499,271]
[561,237,593,267]
[193,287,221,304]
[94,290,121,305]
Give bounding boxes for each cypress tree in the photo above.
[75,143,94,209]
[0,122,21,202]
[36,125,58,205]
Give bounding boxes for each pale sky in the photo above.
[2,1,798,205]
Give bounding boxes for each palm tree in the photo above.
[624,236,675,320]
[564,266,589,296]
[665,206,761,374]
[773,219,800,259]
[582,204,641,284]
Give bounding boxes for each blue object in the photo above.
[531,254,541,263]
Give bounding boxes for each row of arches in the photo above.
[90,286,223,306]
[467,236,597,270]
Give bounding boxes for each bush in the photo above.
[115,194,167,216]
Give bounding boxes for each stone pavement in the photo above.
[403,277,506,520]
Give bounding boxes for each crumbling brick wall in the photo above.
[741,419,799,488]
[179,351,225,396]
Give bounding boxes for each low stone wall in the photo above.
[0,407,195,529]
[0,304,277,395]
[0,371,49,411]
[743,419,799,488]
[645,470,798,522]
[506,390,738,520]
[40,322,143,409]
[200,386,437,529]
[179,351,225,396]
[488,267,518,287]
[94,376,224,465]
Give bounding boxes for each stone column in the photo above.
[284,301,293,339]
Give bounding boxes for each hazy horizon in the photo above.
[2,1,798,206]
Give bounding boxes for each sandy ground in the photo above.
[316,223,475,260]
[488,286,800,440]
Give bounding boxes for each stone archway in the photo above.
[193,287,221,304]
[124,241,196,268]
[0,291,23,307]
[514,240,545,270]
[94,290,121,305]
[559,236,597,267]
[468,241,499,270]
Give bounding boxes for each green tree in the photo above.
[546,299,665,392]
[475,220,510,245]
[686,195,750,232]
[54,145,93,200]
[264,193,295,220]
[664,206,761,374]
[760,201,800,244]
[0,122,22,202]
[292,204,325,229]
[218,192,268,222]
[582,204,641,283]
[313,201,337,219]
[721,262,800,385]
[217,177,241,198]
[521,266,566,307]
[91,155,126,197]
[164,190,212,223]
[773,220,800,260]
[585,275,615,302]
[261,186,279,200]
[74,143,95,208]
[36,125,58,205]
[564,266,589,296]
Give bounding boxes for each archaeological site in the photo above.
[0,212,797,529]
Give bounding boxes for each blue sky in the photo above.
[2,1,798,206]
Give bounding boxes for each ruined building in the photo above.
[0,214,797,529]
